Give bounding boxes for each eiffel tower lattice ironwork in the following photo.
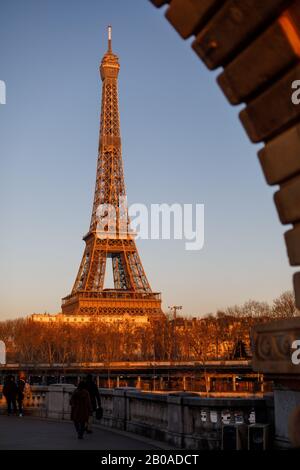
[62,27,162,318]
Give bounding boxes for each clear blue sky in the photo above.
[0,0,294,320]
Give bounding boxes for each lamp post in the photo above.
[168,306,182,362]
[168,305,182,321]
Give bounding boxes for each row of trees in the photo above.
[0,291,298,364]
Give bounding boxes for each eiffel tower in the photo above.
[62,27,162,319]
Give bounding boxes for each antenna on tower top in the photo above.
[108,25,112,52]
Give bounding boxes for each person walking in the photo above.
[84,374,101,433]
[3,375,18,416]
[17,375,26,417]
[70,381,92,439]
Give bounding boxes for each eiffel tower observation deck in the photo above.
[62,27,162,320]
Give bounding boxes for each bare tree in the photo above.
[272,291,299,318]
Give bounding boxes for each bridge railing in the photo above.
[62,290,161,304]
[99,388,272,449]
[0,385,272,449]
[0,385,48,417]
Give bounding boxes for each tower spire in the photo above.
[108,25,112,52]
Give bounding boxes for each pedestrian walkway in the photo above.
[0,416,158,450]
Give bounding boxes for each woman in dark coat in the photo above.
[70,382,92,439]
[84,374,101,433]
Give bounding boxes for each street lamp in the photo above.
[168,305,182,321]
[168,306,183,361]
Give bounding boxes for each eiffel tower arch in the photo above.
[62,27,163,320]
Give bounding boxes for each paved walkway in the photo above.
[0,416,158,450]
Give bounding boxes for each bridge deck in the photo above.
[0,416,158,450]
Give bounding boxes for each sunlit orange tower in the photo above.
[62,27,162,319]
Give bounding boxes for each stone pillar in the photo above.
[205,375,210,394]
[160,376,164,390]
[232,375,236,392]
[259,374,264,393]
[0,340,6,365]
[152,376,156,391]
[167,395,184,448]
[117,376,120,388]
[252,318,300,448]
[112,389,126,430]
[46,384,75,420]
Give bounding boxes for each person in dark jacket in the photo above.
[70,381,92,439]
[84,374,101,433]
[17,375,26,417]
[3,375,18,416]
